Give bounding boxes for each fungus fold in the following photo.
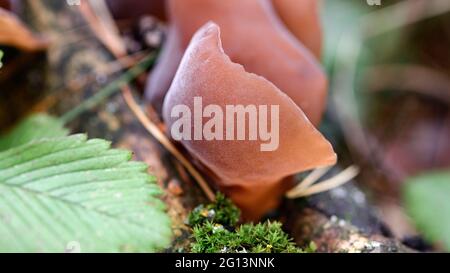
[271,0,323,59]
[147,0,327,126]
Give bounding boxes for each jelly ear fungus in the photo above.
[162,23,336,220]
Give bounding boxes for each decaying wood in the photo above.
[9,0,413,252]
[290,208,414,253]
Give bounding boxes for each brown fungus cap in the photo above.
[271,0,323,59]
[163,23,336,220]
[147,0,327,126]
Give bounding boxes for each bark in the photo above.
[289,208,414,253]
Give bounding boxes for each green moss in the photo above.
[188,193,313,253]
[188,193,240,227]
[191,221,311,253]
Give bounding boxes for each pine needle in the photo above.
[286,165,360,199]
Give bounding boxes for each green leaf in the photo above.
[0,114,68,151]
[0,134,172,252]
[404,171,450,251]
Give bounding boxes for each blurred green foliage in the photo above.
[404,171,450,251]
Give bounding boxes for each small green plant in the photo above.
[0,52,168,253]
[188,193,312,253]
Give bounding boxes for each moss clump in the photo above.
[188,193,313,253]
[191,221,314,253]
[188,193,240,227]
